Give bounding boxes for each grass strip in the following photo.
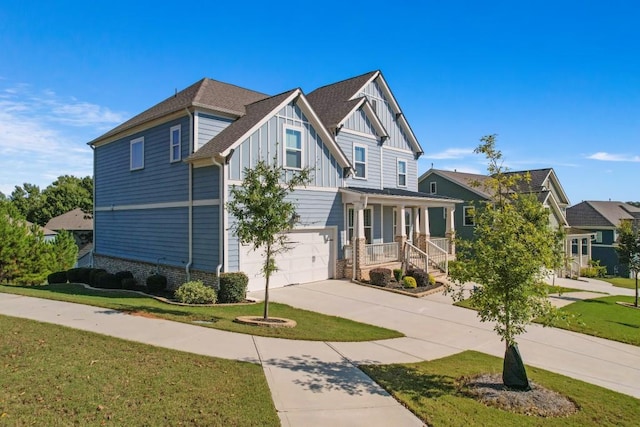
[362,350,640,427]
[0,314,279,426]
[0,283,402,341]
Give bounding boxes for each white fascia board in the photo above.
[339,188,462,206]
[548,169,571,206]
[396,112,423,155]
[219,90,301,158]
[422,169,490,200]
[547,193,570,227]
[336,98,388,139]
[90,110,188,148]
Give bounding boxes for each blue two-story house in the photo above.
[90,71,460,291]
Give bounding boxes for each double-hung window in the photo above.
[284,126,303,169]
[397,159,407,187]
[353,144,367,179]
[429,181,437,194]
[170,125,181,162]
[463,206,475,226]
[348,207,372,244]
[130,137,144,170]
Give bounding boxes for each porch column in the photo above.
[418,206,429,252]
[395,205,406,262]
[579,238,585,268]
[445,206,456,256]
[413,207,421,245]
[354,203,366,281]
[587,236,592,262]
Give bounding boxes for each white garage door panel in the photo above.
[241,229,334,292]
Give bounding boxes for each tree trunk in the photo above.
[503,343,531,391]
[263,246,271,320]
[635,272,638,308]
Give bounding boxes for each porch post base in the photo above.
[395,235,407,263]
[445,232,456,256]
[354,238,366,281]
[417,233,428,252]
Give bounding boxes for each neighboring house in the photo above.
[45,208,94,267]
[567,201,640,276]
[89,71,460,291]
[418,168,594,275]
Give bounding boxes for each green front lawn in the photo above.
[362,351,640,427]
[0,314,279,426]
[600,277,638,290]
[0,283,402,341]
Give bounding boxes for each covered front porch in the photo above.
[562,227,596,278]
[340,187,462,281]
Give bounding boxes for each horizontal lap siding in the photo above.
[95,116,190,206]
[337,133,381,189]
[382,149,417,191]
[192,205,219,271]
[196,113,234,150]
[95,208,188,267]
[193,165,219,200]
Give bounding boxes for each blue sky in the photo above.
[1,1,638,203]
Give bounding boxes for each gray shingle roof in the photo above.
[45,208,93,231]
[307,71,377,129]
[343,186,461,201]
[89,78,268,145]
[188,89,298,161]
[567,201,640,227]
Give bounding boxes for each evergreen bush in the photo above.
[89,269,107,286]
[121,277,139,290]
[393,268,403,282]
[66,268,83,283]
[77,267,93,284]
[95,273,121,289]
[146,274,167,293]
[409,269,430,287]
[174,281,217,304]
[403,276,417,288]
[218,272,248,303]
[47,271,68,284]
[370,268,392,286]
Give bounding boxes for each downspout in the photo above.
[185,108,194,281]
[90,144,96,268]
[211,155,225,274]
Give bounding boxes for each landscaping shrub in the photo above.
[429,275,437,286]
[146,274,168,293]
[89,269,107,287]
[66,267,83,283]
[369,268,392,287]
[393,268,403,282]
[47,271,68,284]
[174,281,217,304]
[121,277,140,290]
[115,271,134,283]
[77,267,93,284]
[218,272,248,303]
[403,276,417,288]
[409,269,430,287]
[95,273,121,289]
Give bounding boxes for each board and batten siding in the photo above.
[343,108,378,136]
[192,205,219,271]
[336,132,381,190]
[226,188,345,272]
[227,101,343,188]
[359,79,413,152]
[95,116,190,206]
[196,112,234,150]
[382,148,417,191]
[95,208,188,267]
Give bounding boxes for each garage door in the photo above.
[240,228,334,292]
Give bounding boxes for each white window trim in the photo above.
[429,181,437,194]
[353,143,367,180]
[347,207,373,244]
[463,206,475,226]
[170,125,181,163]
[283,124,304,170]
[397,159,407,187]
[130,137,144,171]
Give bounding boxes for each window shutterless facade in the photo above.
[353,144,367,179]
[130,137,144,170]
[348,207,372,244]
[397,159,407,187]
[284,125,303,169]
[463,206,475,226]
[429,181,437,194]
[170,125,181,162]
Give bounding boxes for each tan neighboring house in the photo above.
[45,208,94,267]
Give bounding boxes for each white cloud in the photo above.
[587,152,640,162]
[0,82,122,193]
[423,148,474,159]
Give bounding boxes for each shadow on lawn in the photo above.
[361,364,458,399]
[263,355,390,396]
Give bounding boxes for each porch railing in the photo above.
[429,237,450,255]
[426,239,449,275]
[364,242,399,265]
[404,242,428,271]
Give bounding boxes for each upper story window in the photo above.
[170,125,181,162]
[429,181,437,194]
[130,137,144,171]
[463,206,475,226]
[353,144,367,179]
[397,159,407,187]
[594,231,603,243]
[284,126,303,169]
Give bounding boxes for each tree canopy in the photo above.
[616,220,640,306]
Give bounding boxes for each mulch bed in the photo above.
[357,279,444,297]
[461,373,579,417]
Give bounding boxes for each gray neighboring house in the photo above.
[567,201,640,276]
[45,208,94,267]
